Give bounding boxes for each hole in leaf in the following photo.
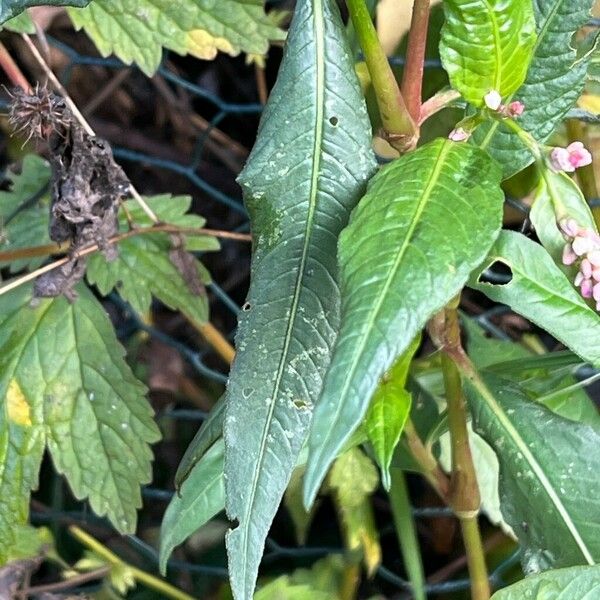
[241,302,252,311]
[329,116,338,126]
[293,398,308,410]
[477,261,513,286]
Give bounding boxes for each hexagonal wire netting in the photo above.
[1,7,599,599]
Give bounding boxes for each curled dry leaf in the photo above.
[8,86,130,300]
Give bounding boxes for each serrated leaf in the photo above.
[303,138,504,508]
[0,284,160,561]
[0,0,89,25]
[440,0,536,106]
[255,577,331,600]
[530,170,597,266]
[474,0,594,178]
[365,336,420,490]
[159,440,225,574]
[470,230,600,366]
[221,0,377,597]
[67,0,286,77]
[0,156,52,272]
[87,195,217,325]
[1,11,34,32]
[464,372,600,571]
[327,447,380,575]
[491,565,600,599]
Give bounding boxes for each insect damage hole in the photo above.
[477,261,513,286]
[329,116,338,126]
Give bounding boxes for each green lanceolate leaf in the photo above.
[87,195,217,325]
[439,0,536,106]
[470,230,600,366]
[0,284,160,561]
[303,138,503,507]
[222,0,377,597]
[474,0,594,178]
[67,0,286,76]
[0,155,52,273]
[491,565,600,599]
[530,170,597,265]
[1,11,34,32]
[365,335,420,490]
[159,440,225,573]
[175,395,225,491]
[0,0,89,25]
[465,372,600,571]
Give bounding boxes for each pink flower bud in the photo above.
[563,244,578,265]
[575,271,585,286]
[448,127,470,142]
[559,219,580,239]
[593,282,600,302]
[581,258,593,278]
[572,236,596,256]
[588,250,600,267]
[593,268,600,282]
[507,101,524,117]
[484,90,502,111]
[582,278,593,298]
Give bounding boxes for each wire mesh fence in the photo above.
[1,16,597,598]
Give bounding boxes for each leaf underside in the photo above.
[222,0,377,598]
[0,284,160,561]
[67,0,286,76]
[303,138,504,507]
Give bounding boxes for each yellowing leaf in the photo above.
[67,0,286,76]
[6,379,31,427]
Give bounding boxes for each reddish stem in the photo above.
[0,41,31,92]
[401,0,431,123]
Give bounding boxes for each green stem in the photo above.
[389,469,426,600]
[401,0,430,123]
[403,419,450,502]
[346,0,417,151]
[69,526,195,600]
[437,305,490,600]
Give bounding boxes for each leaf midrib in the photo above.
[309,141,452,483]
[481,0,502,91]
[233,0,327,591]
[475,378,594,564]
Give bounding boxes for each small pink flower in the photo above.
[582,278,593,298]
[572,236,596,256]
[550,141,593,172]
[448,127,470,142]
[593,283,600,302]
[563,244,578,265]
[507,101,524,117]
[588,250,600,267]
[559,219,580,239]
[593,268,600,282]
[484,90,502,111]
[581,258,593,278]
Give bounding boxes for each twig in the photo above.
[16,567,110,598]
[0,41,32,92]
[197,321,235,365]
[401,0,431,123]
[255,63,268,105]
[69,526,195,600]
[83,68,132,116]
[419,89,461,125]
[0,224,251,298]
[21,33,160,224]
